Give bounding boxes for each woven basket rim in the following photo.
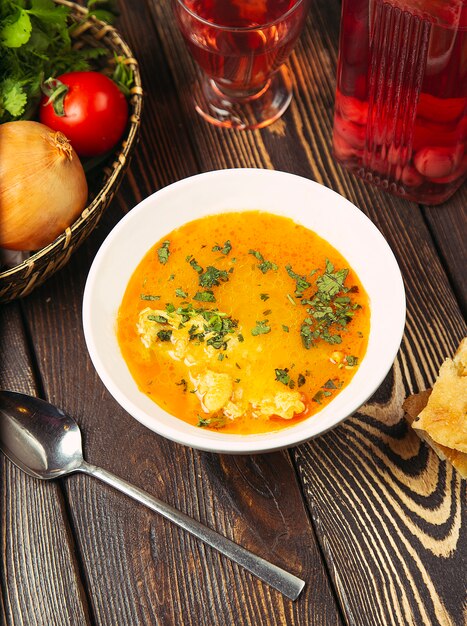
[0,0,143,282]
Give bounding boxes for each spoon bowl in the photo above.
[0,391,83,479]
[0,389,305,600]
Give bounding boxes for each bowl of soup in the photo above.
[83,169,406,454]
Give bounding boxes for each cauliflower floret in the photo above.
[254,390,305,420]
[137,308,238,365]
[137,308,168,348]
[195,370,233,412]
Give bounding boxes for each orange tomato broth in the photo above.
[117,211,370,434]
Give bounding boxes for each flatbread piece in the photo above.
[413,338,467,453]
[403,390,467,479]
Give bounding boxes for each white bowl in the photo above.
[83,169,405,454]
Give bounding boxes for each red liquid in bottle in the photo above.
[175,0,307,94]
[333,0,466,204]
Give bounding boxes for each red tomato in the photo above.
[39,72,128,157]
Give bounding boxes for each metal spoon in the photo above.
[0,390,305,600]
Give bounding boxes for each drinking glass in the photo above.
[332,0,467,205]
[173,0,310,130]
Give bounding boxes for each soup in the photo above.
[117,211,370,434]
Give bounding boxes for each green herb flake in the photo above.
[286,265,311,297]
[165,303,176,314]
[282,325,289,333]
[312,390,324,404]
[297,373,306,387]
[287,294,296,306]
[148,314,168,324]
[157,329,172,342]
[275,368,291,386]
[157,241,170,265]
[237,333,244,342]
[175,379,188,392]
[196,414,227,429]
[299,259,361,349]
[323,379,337,389]
[251,320,271,336]
[199,266,229,288]
[140,294,160,301]
[175,287,188,298]
[260,293,270,301]
[193,290,216,302]
[345,355,359,367]
[249,249,278,274]
[187,256,203,273]
[263,309,272,316]
[212,240,232,255]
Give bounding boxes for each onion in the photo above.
[0,121,88,251]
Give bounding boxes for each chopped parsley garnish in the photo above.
[263,309,272,316]
[249,250,278,274]
[251,320,271,336]
[140,294,160,301]
[237,333,244,342]
[212,240,232,255]
[175,287,188,298]
[287,294,296,305]
[165,303,176,313]
[194,290,216,302]
[199,266,229,288]
[323,379,337,389]
[282,325,289,333]
[157,241,170,265]
[157,329,172,342]
[297,373,306,387]
[286,265,311,297]
[312,390,324,404]
[345,355,359,367]
[275,368,291,386]
[186,256,203,273]
[148,314,168,324]
[260,293,270,301]
[218,353,225,361]
[176,379,188,392]
[196,414,227,429]
[300,259,361,348]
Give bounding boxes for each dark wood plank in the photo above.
[423,187,467,317]
[0,304,90,626]
[148,1,467,625]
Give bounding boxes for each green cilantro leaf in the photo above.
[251,320,271,336]
[193,290,216,302]
[157,241,170,265]
[249,249,278,274]
[212,240,232,255]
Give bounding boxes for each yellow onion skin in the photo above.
[0,121,88,250]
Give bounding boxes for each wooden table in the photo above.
[1,1,466,624]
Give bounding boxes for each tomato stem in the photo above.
[41,78,69,117]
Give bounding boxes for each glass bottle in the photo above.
[332,0,466,204]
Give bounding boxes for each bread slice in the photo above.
[402,337,467,478]
[413,338,467,452]
[403,390,467,478]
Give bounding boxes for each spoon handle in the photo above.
[78,460,304,600]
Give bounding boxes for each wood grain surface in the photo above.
[1,0,466,625]
[0,304,90,626]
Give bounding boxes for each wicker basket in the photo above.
[0,0,143,302]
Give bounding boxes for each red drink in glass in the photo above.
[333,0,466,204]
[173,0,309,129]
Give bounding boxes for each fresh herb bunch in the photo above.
[0,0,126,123]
